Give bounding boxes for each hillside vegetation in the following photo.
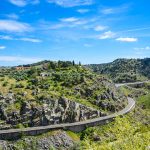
[80,81,150,150]
[1,82,149,150]
[86,58,150,83]
[0,60,149,150]
[0,61,126,129]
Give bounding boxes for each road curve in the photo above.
[0,83,136,140]
[115,81,149,88]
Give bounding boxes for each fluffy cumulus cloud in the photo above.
[116,37,138,42]
[98,31,115,39]
[47,0,94,7]
[0,20,32,32]
[8,0,39,7]
[0,46,6,50]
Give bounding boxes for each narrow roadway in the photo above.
[0,82,137,139]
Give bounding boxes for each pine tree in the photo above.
[79,61,81,66]
[72,60,75,66]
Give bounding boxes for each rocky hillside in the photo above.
[86,58,150,83]
[0,61,127,129]
[0,130,75,150]
[0,82,149,150]
[0,95,101,129]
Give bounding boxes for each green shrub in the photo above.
[2,81,8,86]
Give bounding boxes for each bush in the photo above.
[15,123,25,129]
[15,83,24,88]
[2,81,8,87]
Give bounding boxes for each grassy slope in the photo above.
[81,115,150,150]
[80,83,150,150]
[138,94,150,109]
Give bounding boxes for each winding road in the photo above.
[115,81,149,88]
[0,82,137,140]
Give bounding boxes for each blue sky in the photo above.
[0,0,150,66]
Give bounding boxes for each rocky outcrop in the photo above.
[0,130,74,150]
[0,95,102,129]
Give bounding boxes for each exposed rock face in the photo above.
[41,97,100,125]
[0,131,74,150]
[0,95,102,129]
[36,131,74,149]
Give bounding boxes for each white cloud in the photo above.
[45,17,89,30]
[8,0,40,7]
[94,25,107,31]
[101,8,115,15]
[48,24,65,29]
[116,37,138,42]
[0,46,6,50]
[0,35,41,43]
[19,38,42,43]
[72,20,88,25]
[0,20,32,32]
[98,31,115,39]
[101,5,129,15]
[133,46,150,56]
[120,27,150,33]
[9,0,27,7]
[40,16,98,31]
[47,0,93,7]
[60,17,79,22]
[0,35,13,40]
[0,56,42,63]
[134,46,150,51]
[31,0,40,5]
[77,9,90,14]
[6,13,19,20]
[145,46,150,50]
[84,43,92,47]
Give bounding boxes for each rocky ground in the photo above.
[0,130,75,150]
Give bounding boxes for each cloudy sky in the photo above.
[0,0,150,65]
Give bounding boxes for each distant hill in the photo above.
[86,58,150,83]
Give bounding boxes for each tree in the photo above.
[72,60,75,66]
[49,61,56,70]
